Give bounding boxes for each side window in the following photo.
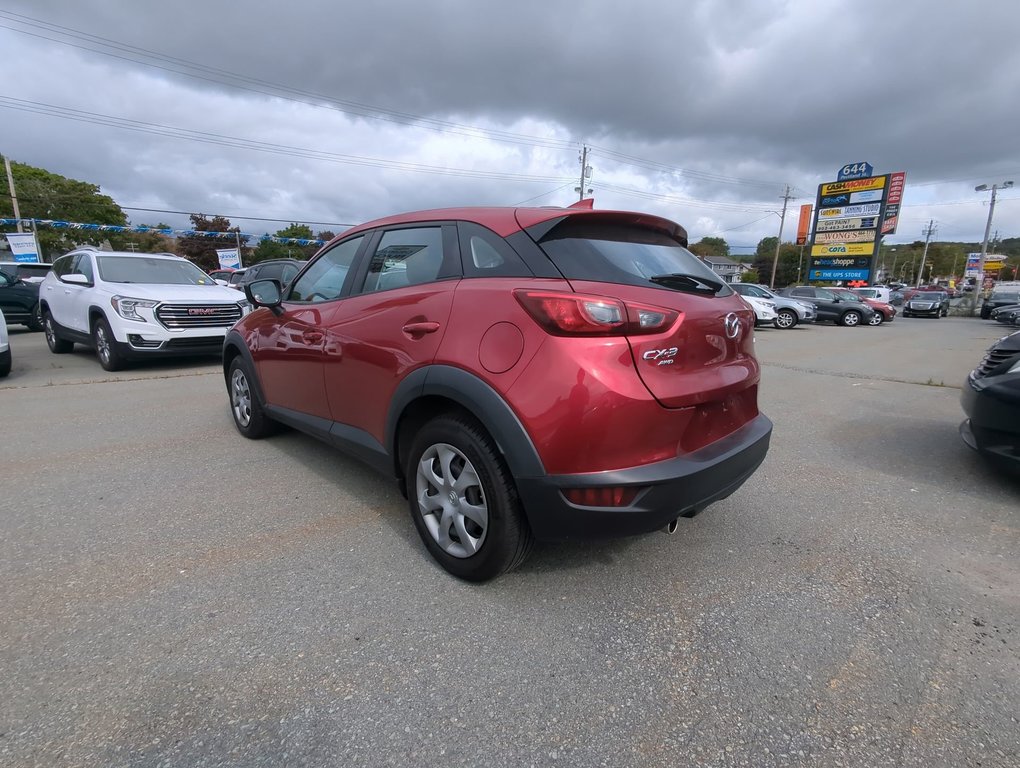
[52,255,75,279]
[815,289,836,300]
[457,222,532,278]
[0,271,11,287]
[790,288,813,298]
[72,254,95,283]
[288,237,364,302]
[360,227,445,294]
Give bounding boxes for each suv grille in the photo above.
[975,349,1016,378]
[156,303,242,329]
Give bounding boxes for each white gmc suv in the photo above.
[40,247,250,371]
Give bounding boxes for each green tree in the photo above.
[689,236,729,259]
[176,214,248,272]
[250,223,320,264]
[0,159,127,259]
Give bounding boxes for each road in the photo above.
[1,317,1018,767]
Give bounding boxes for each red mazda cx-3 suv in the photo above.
[223,204,772,580]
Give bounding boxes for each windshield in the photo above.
[538,220,733,296]
[910,292,945,301]
[97,256,219,285]
[853,289,878,298]
[991,292,1020,303]
[733,284,771,299]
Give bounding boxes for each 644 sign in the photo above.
[837,162,874,181]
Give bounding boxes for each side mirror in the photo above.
[245,279,283,311]
[63,273,91,286]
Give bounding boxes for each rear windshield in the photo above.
[537,220,732,296]
[97,256,218,285]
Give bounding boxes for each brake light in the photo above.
[514,290,679,336]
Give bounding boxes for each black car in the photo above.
[777,286,876,327]
[0,270,43,330]
[0,261,53,283]
[902,291,949,318]
[233,259,305,291]
[991,304,1020,326]
[960,330,1020,474]
[981,287,1020,319]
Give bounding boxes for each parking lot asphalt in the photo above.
[1,317,1018,768]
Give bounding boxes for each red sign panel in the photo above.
[880,171,906,235]
[796,204,813,245]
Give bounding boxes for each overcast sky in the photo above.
[2,0,1019,254]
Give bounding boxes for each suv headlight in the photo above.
[111,296,158,322]
[237,299,252,316]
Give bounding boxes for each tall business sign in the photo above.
[807,163,906,283]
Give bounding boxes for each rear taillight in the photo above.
[563,487,641,507]
[513,290,679,336]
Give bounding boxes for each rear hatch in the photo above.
[525,212,759,409]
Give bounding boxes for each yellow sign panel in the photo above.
[820,176,887,195]
[811,242,876,257]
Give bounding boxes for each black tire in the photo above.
[0,348,10,377]
[26,302,43,332]
[405,413,533,582]
[44,311,73,354]
[867,311,884,326]
[92,316,125,371]
[841,310,863,327]
[227,356,280,439]
[774,309,798,329]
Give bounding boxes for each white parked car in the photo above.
[739,294,778,327]
[0,308,10,377]
[39,247,252,371]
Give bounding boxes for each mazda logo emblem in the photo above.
[724,313,741,339]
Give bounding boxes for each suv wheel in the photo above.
[44,311,74,354]
[867,311,884,326]
[228,357,279,438]
[841,310,862,327]
[93,316,125,371]
[774,309,797,329]
[406,414,533,582]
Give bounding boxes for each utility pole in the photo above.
[575,145,592,202]
[3,155,23,233]
[769,185,792,289]
[974,181,1013,313]
[915,219,935,288]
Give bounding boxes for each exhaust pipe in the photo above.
[664,518,679,535]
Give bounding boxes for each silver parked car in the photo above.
[730,283,817,329]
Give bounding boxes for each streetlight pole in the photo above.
[973,181,1013,313]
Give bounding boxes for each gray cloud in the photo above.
[1,0,1018,251]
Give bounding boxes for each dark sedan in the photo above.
[991,304,1020,326]
[960,330,1020,474]
[902,291,949,318]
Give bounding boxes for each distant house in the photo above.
[698,255,742,283]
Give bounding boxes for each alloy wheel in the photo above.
[95,324,111,364]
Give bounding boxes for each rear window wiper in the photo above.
[648,273,724,294]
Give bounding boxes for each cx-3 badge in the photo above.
[725,313,741,339]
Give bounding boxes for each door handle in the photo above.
[402,321,440,338]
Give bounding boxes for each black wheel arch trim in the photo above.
[387,365,546,479]
[223,330,269,409]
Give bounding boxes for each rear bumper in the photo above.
[517,413,773,540]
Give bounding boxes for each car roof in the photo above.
[330,206,689,242]
[69,249,185,261]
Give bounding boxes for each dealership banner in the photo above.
[4,232,40,262]
[216,248,241,270]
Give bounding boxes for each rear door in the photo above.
[532,216,758,410]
